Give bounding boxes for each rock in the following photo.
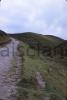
[44,96,50,100]
[36,72,46,89]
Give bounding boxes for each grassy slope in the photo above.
[10,32,67,64]
[17,43,67,100]
[10,32,67,99]
[0,30,10,44]
[10,32,64,47]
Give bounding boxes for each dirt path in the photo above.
[0,38,22,100]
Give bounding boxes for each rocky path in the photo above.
[0,38,22,100]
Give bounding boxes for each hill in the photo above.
[10,32,64,47]
[17,41,67,100]
[10,32,66,58]
[10,32,67,64]
[9,32,67,99]
[0,30,10,45]
[0,31,67,99]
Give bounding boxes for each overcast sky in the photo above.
[0,0,67,39]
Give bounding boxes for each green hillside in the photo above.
[17,42,67,100]
[0,30,10,45]
[10,32,64,47]
[9,32,67,67]
[10,32,66,58]
[9,32,67,100]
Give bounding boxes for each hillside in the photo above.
[10,32,66,58]
[0,30,10,45]
[10,32,67,64]
[10,32,64,47]
[9,32,67,100]
[10,32,64,51]
[17,42,67,100]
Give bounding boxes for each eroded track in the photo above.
[0,39,22,100]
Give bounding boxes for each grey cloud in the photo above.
[0,0,67,39]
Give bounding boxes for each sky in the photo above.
[0,0,67,39]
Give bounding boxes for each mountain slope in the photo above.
[10,32,66,58]
[0,30,10,44]
[9,32,65,55]
[0,31,67,99]
[9,32,67,99]
[10,32,64,47]
[17,42,67,100]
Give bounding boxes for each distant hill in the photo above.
[9,32,66,57]
[9,32,64,47]
[9,32,67,64]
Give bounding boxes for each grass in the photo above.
[10,32,67,59]
[0,30,10,45]
[10,32,64,48]
[9,32,67,99]
[0,30,67,99]
[17,42,67,100]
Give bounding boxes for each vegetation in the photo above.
[17,44,67,99]
[10,32,67,65]
[10,32,64,48]
[0,30,10,45]
[9,32,67,100]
